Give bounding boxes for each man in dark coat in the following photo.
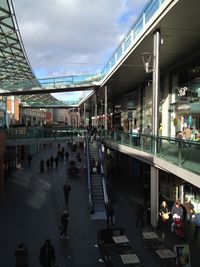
[105,200,115,228]
[63,181,71,204]
[39,239,56,267]
[59,210,69,239]
[135,201,145,228]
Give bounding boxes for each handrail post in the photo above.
[178,140,182,166]
[129,133,132,147]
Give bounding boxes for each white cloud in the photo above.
[13,0,149,78]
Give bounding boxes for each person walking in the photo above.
[39,159,45,173]
[46,159,50,172]
[90,157,96,174]
[59,210,69,239]
[65,150,69,161]
[54,156,59,169]
[105,200,115,228]
[135,201,145,228]
[15,243,29,267]
[63,181,71,204]
[50,155,54,168]
[27,154,32,167]
[39,238,56,267]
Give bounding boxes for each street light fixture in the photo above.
[141,52,153,73]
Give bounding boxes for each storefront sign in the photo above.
[177,86,199,99]
[177,104,191,111]
[178,87,188,97]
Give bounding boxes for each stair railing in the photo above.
[85,133,94,214]
[97,140,108,204]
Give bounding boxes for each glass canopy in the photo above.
[0,0,98,107]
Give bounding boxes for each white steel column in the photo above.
[84,102,86,127]
[95,93,97,127]
[179,185,184,204]
[150,166,159,227]
[152,29,160,154]
[104,86,108,130]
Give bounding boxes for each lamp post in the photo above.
[104,86,108,130]
[142,29,161,228]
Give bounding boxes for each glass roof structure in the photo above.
[0,0,97,107]
[0,0,35,81]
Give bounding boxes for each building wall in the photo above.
[7,96,20,126]
[20,108,47,126]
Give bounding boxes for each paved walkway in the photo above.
[0,142,199,266]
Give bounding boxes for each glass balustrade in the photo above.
[5,127,87,140]
[5,126,200,176]
[100,130,200,176]
[101,0,168,80]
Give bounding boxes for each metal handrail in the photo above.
[97,140,108,204]
[85,134,94,214]
[100,129,200,176]
[5,127,87,140]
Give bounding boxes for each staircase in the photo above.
[89,140,106,219]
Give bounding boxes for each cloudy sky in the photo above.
[13,0,149,101]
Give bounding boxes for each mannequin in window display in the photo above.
[183,126,192,140]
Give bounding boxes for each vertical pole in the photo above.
[179,185,184,203]
[105,86,108,130]
[152,29,160,154]
[84,102,86,127]
[150,166,159,227]
[95,93,97,127]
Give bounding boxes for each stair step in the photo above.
[92,185,103,192]
[93,207,106,212]
[92,184,102,188]
[92,192,104,196]
[92,175,102,178]
[92,179,102,182]
[93,195,104,199]
[93,194,104,199]
[93,194,103,198]
[92,184,103,188]
[92,187,103,190]
[93,201,104,204]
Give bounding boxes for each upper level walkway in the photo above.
[4,127,200,185]
[100,129,200,175]
[5,127,87,145]
[5,127,87,146]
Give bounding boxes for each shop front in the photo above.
[159,170,200,213]
[170,65,200,139]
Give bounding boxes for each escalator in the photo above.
[86,137,107,220]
